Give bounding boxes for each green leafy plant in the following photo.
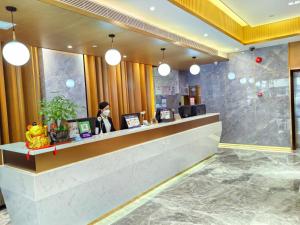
[40,96,78,130]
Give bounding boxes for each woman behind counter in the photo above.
[95,101,116,134]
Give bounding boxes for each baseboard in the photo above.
[219,143,292,153]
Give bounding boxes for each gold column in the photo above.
[22,46,42,125]
[139,64,147,114]
[132,63,142,113]
[126,62,135,113]
[0,43,9,144]
[84,55,99,117]
[121,61,129,114]
[107,65,120,129]
[145,65,155,121]
[3,64,26,142]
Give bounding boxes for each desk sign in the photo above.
[78,121,92,138]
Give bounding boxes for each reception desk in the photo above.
[0,113,221,225]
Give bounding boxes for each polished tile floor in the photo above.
[1,149,300,225]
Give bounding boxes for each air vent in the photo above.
[56,0,220,56]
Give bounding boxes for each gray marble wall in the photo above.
[154,68,188,111]
[186,44,290,147]
[40,49,87,118]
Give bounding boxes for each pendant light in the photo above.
[158,48,171,76]
[105,34,121,66]
[2,6,30,66]
[189,56,201,75]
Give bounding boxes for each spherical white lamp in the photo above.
[105,34,121,66]
[105,48,121,66]
[158,48,171,76]
[2,41,30,66]
[2,6,30,66]
[158,63,171,76]
[189,56,200,75]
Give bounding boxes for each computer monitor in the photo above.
[120,113,141,130]
[191,104,206,116]
[178,105,191,118]
[155,108,174,123]
[68,117,97,135]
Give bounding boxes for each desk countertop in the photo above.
[0,113,219,156]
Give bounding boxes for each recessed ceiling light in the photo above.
[203,33,208,37]
[288,0,300,5]
[150,6,155,11]
[67,45,73,49]
[92,45,98,48]
[123,55,127,58]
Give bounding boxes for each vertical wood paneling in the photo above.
[108,66,120,129]
[3,64,26,142]
[96,57,104,102]
[101,57,110,102]
[83,56,156,130]
[22,46,42,125]
[145,65,155,121]
[126,62,135,113]
[84,55,98,117]
[139,64,147,114]
[289,42,300,70]
[116,64,124,117]
[0,43,9,144]
[132,63,142,113]
[121,61,129,114]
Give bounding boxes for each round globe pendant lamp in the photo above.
[158,48,171,76]
[2,6,30,66]
[189,56,200,75]
[105,34,121,66]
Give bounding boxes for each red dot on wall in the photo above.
[256,57,263,63]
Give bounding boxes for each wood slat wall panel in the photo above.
[126,62,135,113]
[132,63,142,113]
[289,42,300,70]
[0,43,9,144]
[84,55,99,117]
[83,56,155,127]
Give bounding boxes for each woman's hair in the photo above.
[97,101,109,117]
[99,101,109,110]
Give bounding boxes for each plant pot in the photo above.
[56,130,69,143]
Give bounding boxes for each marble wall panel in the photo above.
[186,45,290,147]
[40,49,87,118]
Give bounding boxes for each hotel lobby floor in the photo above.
[1,148,300,225]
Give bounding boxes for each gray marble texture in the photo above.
[154,68,189,111]
[110,149,300,225]
[1,149,300,225]
[186,44,290,147]
[40,48,87,118]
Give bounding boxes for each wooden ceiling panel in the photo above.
[0,0,226,69]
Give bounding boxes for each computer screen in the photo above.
[120,113,141,129]
[68,117,97,135]
[191,104,206,116]
[155,108,174,123]
[178,105,191,118]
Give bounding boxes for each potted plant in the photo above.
[40,96,78,143]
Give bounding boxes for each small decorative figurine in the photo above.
[25,122,50,149]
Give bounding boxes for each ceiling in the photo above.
[94,0,300,52]
[94,0,245,53]
[221,0,300,26]
[0,0,226,70]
